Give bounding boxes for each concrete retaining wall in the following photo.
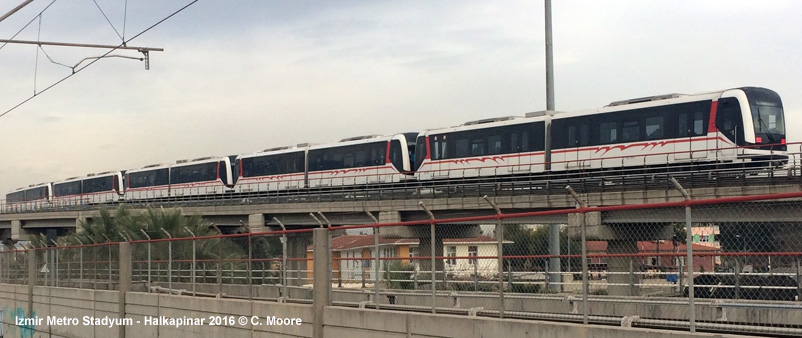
[0,283,754,338]
[322,306,750,338]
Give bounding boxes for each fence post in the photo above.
[796,256,802,301]
[51,240,59,287]
[184,227,197,296]
[139,230,151,288]
[483,196,505,318]
[364,210,381,310]
[566,186,589,325]
[159,229,172,293]
[734,260,741,299]
[312,228,331,338]
[27,246,35,317]
[670,177,695,333]
[374,226,381,309]
[212,225,223,296]
[420,201,437,314]
[75,238,84,289]
[628,258,635,296]
[118,242,132,338]
[273,218,289,301]
[544,260,550,291]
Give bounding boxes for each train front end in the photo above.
[717,87,787,166]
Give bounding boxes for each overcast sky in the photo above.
[1,0,801,195]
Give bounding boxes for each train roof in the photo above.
[237,145,307,160]
[126,163,171,173]
[307,133,407,150]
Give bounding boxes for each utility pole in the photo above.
[545,0,561,293]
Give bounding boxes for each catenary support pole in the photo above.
[567,185,589,325]
[671,177,696,332]
[159,229,172,294]
[419,201,437,314]
[483,195,505,318]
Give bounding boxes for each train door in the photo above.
[715,97,742,162]
[674,110,708,162]
[430,134,449,179]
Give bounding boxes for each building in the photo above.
[306,235,509,282]
[585,240,719,273]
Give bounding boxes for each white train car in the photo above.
[5,183,52,212]
[125,164,170,201]
[413,116,548,181]
[549,87,787,171]
[80,171,125,204]
[414,87,786,181]
[234,146,308,193]
[169,156,234,197]
[52,176,83,207]
[306,133,416,189]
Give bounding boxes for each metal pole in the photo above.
[74,238,85,289]
[51,240,59,287]
[159,229,172,293]
[364,209,381,310]
[483,195,505,318]
[420,201,437,314]
[238,220,253,300]
[629,258,635,296]
[545,0,555,111]
[273,218,288,301]
[567,185,589,324]
[796,256,802,301]
[212,224,223,296]
[184,227,197,296]
[670,177,695,332]
[317,212,334,305]
[139,229,151,287]
[102,234,112,288]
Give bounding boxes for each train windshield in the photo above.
[744,87,786,144]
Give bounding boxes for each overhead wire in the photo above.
[0,0,58,52]
[0,0,199,119]
[92,0,123,42]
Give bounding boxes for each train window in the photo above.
[390,140,404,170]
[83,176,113,193]
[455,139,469,158]
[171,162,218,184]
[470,138,485,156]
[433,136,447,160]
[55,181,81,196]
[7,191,24,203]
[621,120,639,142]
[600,121,617,144]
[678,113,690,137]
[716,98,742,144]
[355,150,367,167]
[510,129,531,152]
[488,135,503,154]
[26,186,48,201]
[693,111,704,136]
[414,136,427,170]
[129,168,169,188]
[645,116,664,139]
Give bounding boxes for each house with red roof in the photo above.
[306,234,510,282]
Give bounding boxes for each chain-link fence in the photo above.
[3,188,802,336]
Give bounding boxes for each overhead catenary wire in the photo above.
[0,0,199,120]
[0,0,58,52]
[92,0,123,42]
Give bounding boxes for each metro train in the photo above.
[4,87,788,208]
